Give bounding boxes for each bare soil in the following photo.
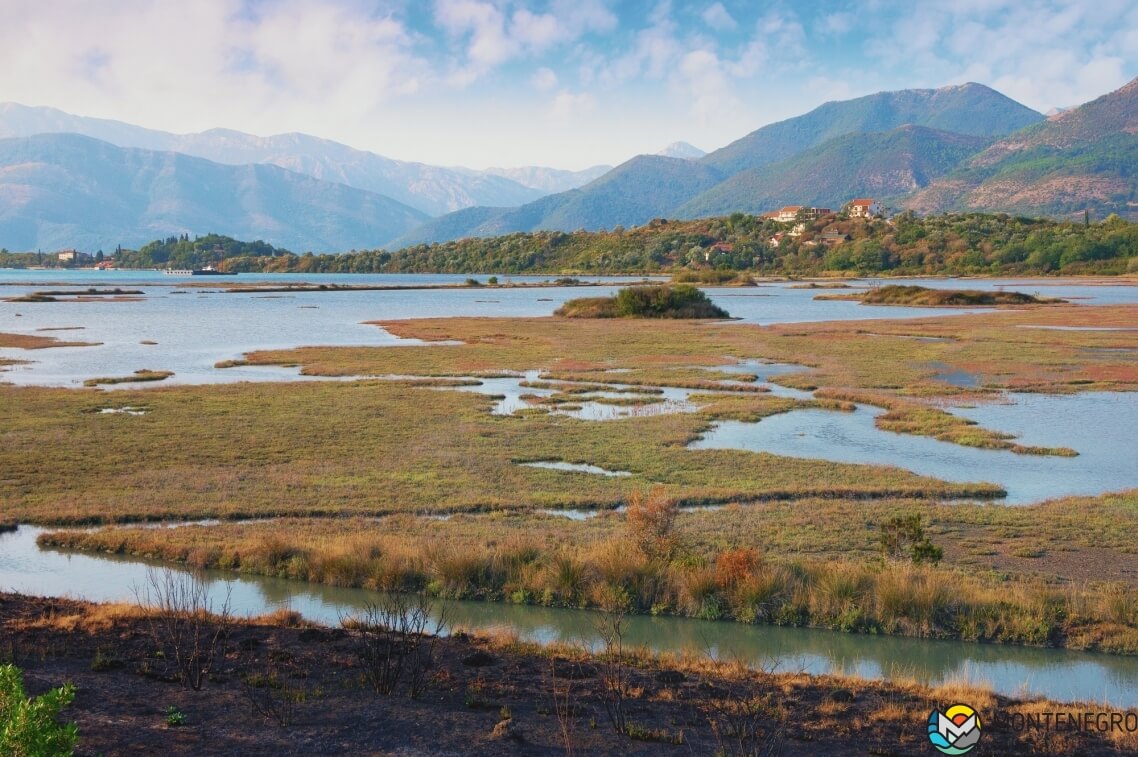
[2,593,1132,756]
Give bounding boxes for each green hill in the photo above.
[392,83,1042,247]
[83,212,1138,278]
[700,83,1042,175]
[390,156,724,247]
[907,77,1138,218]
[677,126,991,218]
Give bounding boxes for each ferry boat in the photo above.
[164,265,236,276]
[191,265,236,276]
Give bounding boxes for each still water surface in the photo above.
[4,524,1138,707]
[5,272,1138,705]
[691,392,1138,505]
[10,271,1134,388]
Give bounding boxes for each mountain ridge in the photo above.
[906,76,1138,217]
[394,83,1043,247]
[0,133,428,252]
[678,125,993,218]
[0,103,607,216]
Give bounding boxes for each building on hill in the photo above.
[57,250,92,264]
[819,231,851,245]
[774,206,832,222]
[846,198,883,218]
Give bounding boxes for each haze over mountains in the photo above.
[394,83,1048,246]
[1,77,1137,254]
[0,133,428,252]
[0,103,606,217]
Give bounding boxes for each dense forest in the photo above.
[4,212,1138,276]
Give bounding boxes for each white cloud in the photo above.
[756,9,808,65]
[674,48,739,122]
[549,89,597,119]
[865,0,1137,111]
[0,0,428,134]
[550,0,619,36]
[0,0,1134,170]
[701,3,737,32]
[434,0,516,84]
[511,9,563,52]
[817,12,855,37]
[531,66,559,91]
[608,2,681,83]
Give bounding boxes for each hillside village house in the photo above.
[847,198,883,218]
[57,250,92,264]
[819,230,852,245]
[772,206,832,222]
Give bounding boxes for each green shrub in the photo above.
[0,664,79,757]
[556,285,730,319]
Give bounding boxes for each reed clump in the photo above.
[39,492,1138,653]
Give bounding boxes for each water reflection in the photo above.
[4,525,1138,706]
[691,392,1138,504]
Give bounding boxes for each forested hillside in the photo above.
[21,212,1134,277]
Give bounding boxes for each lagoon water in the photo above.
[691,392,1138,504]
[6,271,1137,388]
[4,270,1138,705]
[4,524,1138,707]
[4,270,1137,499]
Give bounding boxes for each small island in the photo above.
[555,284,730,319]
[83,369,174,387]
[819,284,1065,307]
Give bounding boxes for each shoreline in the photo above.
[2,591,1133,755]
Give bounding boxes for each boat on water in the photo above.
[164,265,237,276]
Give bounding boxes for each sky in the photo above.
[2,0,1137,170]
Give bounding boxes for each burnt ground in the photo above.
[1,592,1131,756]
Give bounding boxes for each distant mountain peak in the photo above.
[905,75,1138,218]
[655,141,706,160]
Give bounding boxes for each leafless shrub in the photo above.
[550,657,584,756]
[241,656,311,728]
[136,568,232,690]
[342,592,444,698]
[704,690,785,757]
[594,606,632,735]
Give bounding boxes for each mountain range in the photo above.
[392,83,1048,246]
[906,78,1138,217]
[1,77,1136,253]
[0,103,608,217]
[0,133,428,252]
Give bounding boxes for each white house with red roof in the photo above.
[846,198,882,218]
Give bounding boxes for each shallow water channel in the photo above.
[3,525,1138,707]
[692,389,1138,505]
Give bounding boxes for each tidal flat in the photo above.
[3,300,1137,652]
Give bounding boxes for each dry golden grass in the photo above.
[11,601,146,634]
[39,492,1138,651]
[0,331,100,349]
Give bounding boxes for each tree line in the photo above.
[4,212,1138,276]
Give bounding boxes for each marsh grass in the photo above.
[856,285,1063,307]
[41,492,1138,651]
[815,388,1079,456]
[2,379,997,524]
[83,369,174,387]
[0,332,100,349]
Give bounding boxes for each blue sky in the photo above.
[3,1,1136,169]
